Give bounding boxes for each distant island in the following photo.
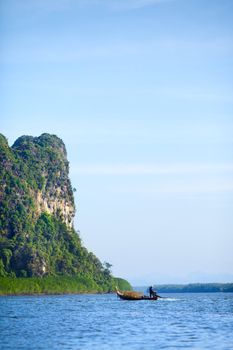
[157,283,233,293]
[0,133,131,295]
[136,283,233,293]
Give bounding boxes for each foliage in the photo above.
[0,276,114,295]
[114,277,133,291]
[0,133,123,292]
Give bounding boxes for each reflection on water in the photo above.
[0,293,233,349]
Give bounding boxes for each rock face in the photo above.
[0,133,112,285]
[11,133,75,228]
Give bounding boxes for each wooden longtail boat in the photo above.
[116,288,159,301]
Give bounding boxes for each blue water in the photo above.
[0,293,233,349]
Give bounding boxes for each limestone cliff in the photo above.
[0,133,113,287]
[11,133,75,228]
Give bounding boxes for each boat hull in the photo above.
[116,290,158,301]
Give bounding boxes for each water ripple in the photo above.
[0,293,233,349]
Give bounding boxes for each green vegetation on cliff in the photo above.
[0,276,132,295]
[0,276,112,295]
[114,277,132,291]
[0,133,130,293]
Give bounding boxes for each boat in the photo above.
[116,288,159,301]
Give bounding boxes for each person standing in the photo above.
[149,286,156,298]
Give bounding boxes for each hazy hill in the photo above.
[135,283,233,293]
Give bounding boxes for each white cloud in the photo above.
[99,0,172,11]
[72,162,233,196]
[2,35,232,65]
[11,0,172,13]
[71,163,233,176]
[112,183,233,196]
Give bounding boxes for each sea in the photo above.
[0,293,233,349]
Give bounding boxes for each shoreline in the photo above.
[0,276,131,296]
[0,291,113,296]
[1,290,233,297]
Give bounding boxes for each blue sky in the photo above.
[1,0,233,284]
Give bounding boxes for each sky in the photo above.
[1,0,233,285]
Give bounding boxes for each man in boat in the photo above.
[149,286,157,298]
